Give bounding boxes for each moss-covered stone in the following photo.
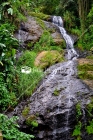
[30,12,51,21]
[51,32,66,47]
[26,115,38,128]
[34,50,64,70]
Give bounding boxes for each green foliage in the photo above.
[30,12,50,21]
[73,98,93,139]
[86,119,93,134]
[87,55,93,59]
[0,2,11,20]
[42,0,60,14]
[35,17,46,29]
[78,71,93,80]
[72,104,82,140]
[0,23,18,73]
[78,64,93,80]
[31,120,38,128]
[0,72,17,111]
[34,30,64,52]
[76,103,82,119]
[16,50,43,98]
[80,25,93,50]
[72,121,82,136]
[26,115,38,129]
[0,23,18,111]
[86,99,93,116]
[63,11,76,30]
[0,73,11,111]
[87,6,93,25]
[70,28,81,36]
[17,70,43,97]
[34,31,54,51]
[17,51,37,68]
[78,64,93,71]
[0,114,34,140]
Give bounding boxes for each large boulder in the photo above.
[34,50,64,69]
[15,16,43,48]
[8,59,93,140]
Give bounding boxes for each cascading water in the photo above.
[53,16,78,60]
[52,16,79,139]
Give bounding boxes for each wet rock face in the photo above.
[9,60,93,140]
[14,16,65,50]
[15,16,43,48]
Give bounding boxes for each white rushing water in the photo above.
[53,16,78,60]
[52,16,79,139]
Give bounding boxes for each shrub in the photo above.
[17,51,37,68]
[17,69,43,98]
[0,114,34,140]
[16,50,44,98]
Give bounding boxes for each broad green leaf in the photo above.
[2,2,10,7]
[7,8,13,15]
[0,13,1,20]
[0,43,6,48]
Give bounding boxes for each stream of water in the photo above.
[53,16,78,60]
[52,16,79,139]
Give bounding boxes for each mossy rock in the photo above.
[34,50,64,70]
[30,12,51,21]
[51,32,66,47]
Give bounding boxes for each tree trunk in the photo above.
[78,0,89,32]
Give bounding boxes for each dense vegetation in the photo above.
[0,0,93,139]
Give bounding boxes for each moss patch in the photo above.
[53,89,60,96]
[30,12,51,21]
[26,115,38,128]
[22,107,30,117]
[35,17,46,29]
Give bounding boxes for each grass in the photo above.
[78,64,93,71]
[16,50,44,98]
[78,71,93,80]
[87,55,93,59]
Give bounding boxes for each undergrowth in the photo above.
[0,114,34,140]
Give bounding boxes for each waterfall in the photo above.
[53,16,78,60]
[52,16,79,139]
